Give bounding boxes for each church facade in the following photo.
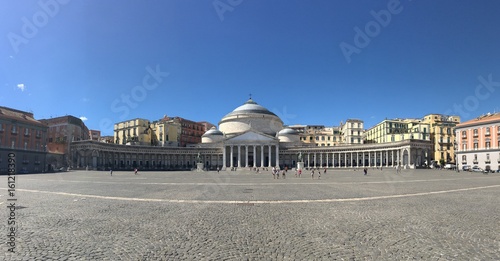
[71,99,432,170]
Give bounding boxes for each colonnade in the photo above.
[223,144,278,169]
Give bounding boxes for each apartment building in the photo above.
[0,106,48,174]
[455,112,500,172]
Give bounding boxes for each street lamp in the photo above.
[454,141,459,172]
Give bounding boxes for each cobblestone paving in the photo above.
[1,169,499,260]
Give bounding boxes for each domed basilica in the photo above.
[71,98,431,171]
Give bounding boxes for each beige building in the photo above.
[422,114,460,165]
[114,118,153,146]
[365,118,430,144]
[341,119,364,145]
[152,119,181,147]
[114,118,181,147]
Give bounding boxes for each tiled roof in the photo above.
[0,106,46,127]
[456,113,500,127]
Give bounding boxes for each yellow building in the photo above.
[114,118,153,146]
[422,114,460,165]
[152,120,181,147]
[365,118,430,144]
[114,118,182,147]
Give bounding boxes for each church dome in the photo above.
[202,127,224,143]
[219,98,284,137]
[278,128,300,143]
[278,128,299,136]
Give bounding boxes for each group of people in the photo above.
[272,166,286,179]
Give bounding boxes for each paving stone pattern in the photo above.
[1,169,499,260]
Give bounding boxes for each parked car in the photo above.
[471,166,484,172]
[444,164,456,170]
[462,165,471,171]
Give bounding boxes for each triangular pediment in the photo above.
[225,130,277,143]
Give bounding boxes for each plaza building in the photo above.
[422,114,460,165]
[364,118,430,144]
[0,106,48,174]
[40,115,90,170]
[340,119,364,145]
[71,98,432,171]
[455,112,500,172]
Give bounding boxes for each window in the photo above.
[486,153,490,161]
[486,127,490,136]
[0,123,3,131]
[24,141,28,150]
[315,136,319,141]
[447,137,450,143]
[321,136,325,141]
[462,155,466,161]
[24,128,29,136]
[474,142,478,150]
[462,143,467,150]
[473,129,478,137]
[486,141,490,149]
[447,128,451,134]
[474,154,478,161]
[11,139,15,148]
[462,131,466,138]
[12,125,17,134]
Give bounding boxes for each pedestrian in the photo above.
[298,169,302,178]
[311,169,315,179]
[324,168,327,174]
[110,169,113,176]
[134,168,138,175]
[318,170,321,180]
[282,170,286,179]
[363,168,367,175]
[217,167,220,173]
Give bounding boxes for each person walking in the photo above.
[363,168,367,175]
[298,169,302,178]
[110,169,113,176]
[134,168,138,175]
[311,169,315,179]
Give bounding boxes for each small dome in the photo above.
[202,127,224,137]
[278,128,299,136]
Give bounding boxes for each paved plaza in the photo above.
[1,168,499,260]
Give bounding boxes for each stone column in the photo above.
[268,145,272,168]
[245,145,249,168]
[320,153,323,167]
[314,153,317,168]
[386,150,389,167]
[261,145,264,167]
[253,145,257,168]
[223,146,226,169]
[369,152,371,167]
[237,145,241,168]
[326,153,329,168]
[230,146,234,168]
[307,153,310,168]
[275,145,280,168]
[338,153,341,168]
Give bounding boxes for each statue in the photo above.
[298,152,303,162]
[196,153,202,163]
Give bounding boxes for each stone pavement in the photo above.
[1,168,499,260]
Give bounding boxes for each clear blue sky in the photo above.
[2,0,500,135]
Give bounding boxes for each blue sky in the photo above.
[2,0,500,135]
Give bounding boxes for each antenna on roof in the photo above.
[249,93,252,100]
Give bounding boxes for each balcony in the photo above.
[473,160,478,164]
[485,160,491,164]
